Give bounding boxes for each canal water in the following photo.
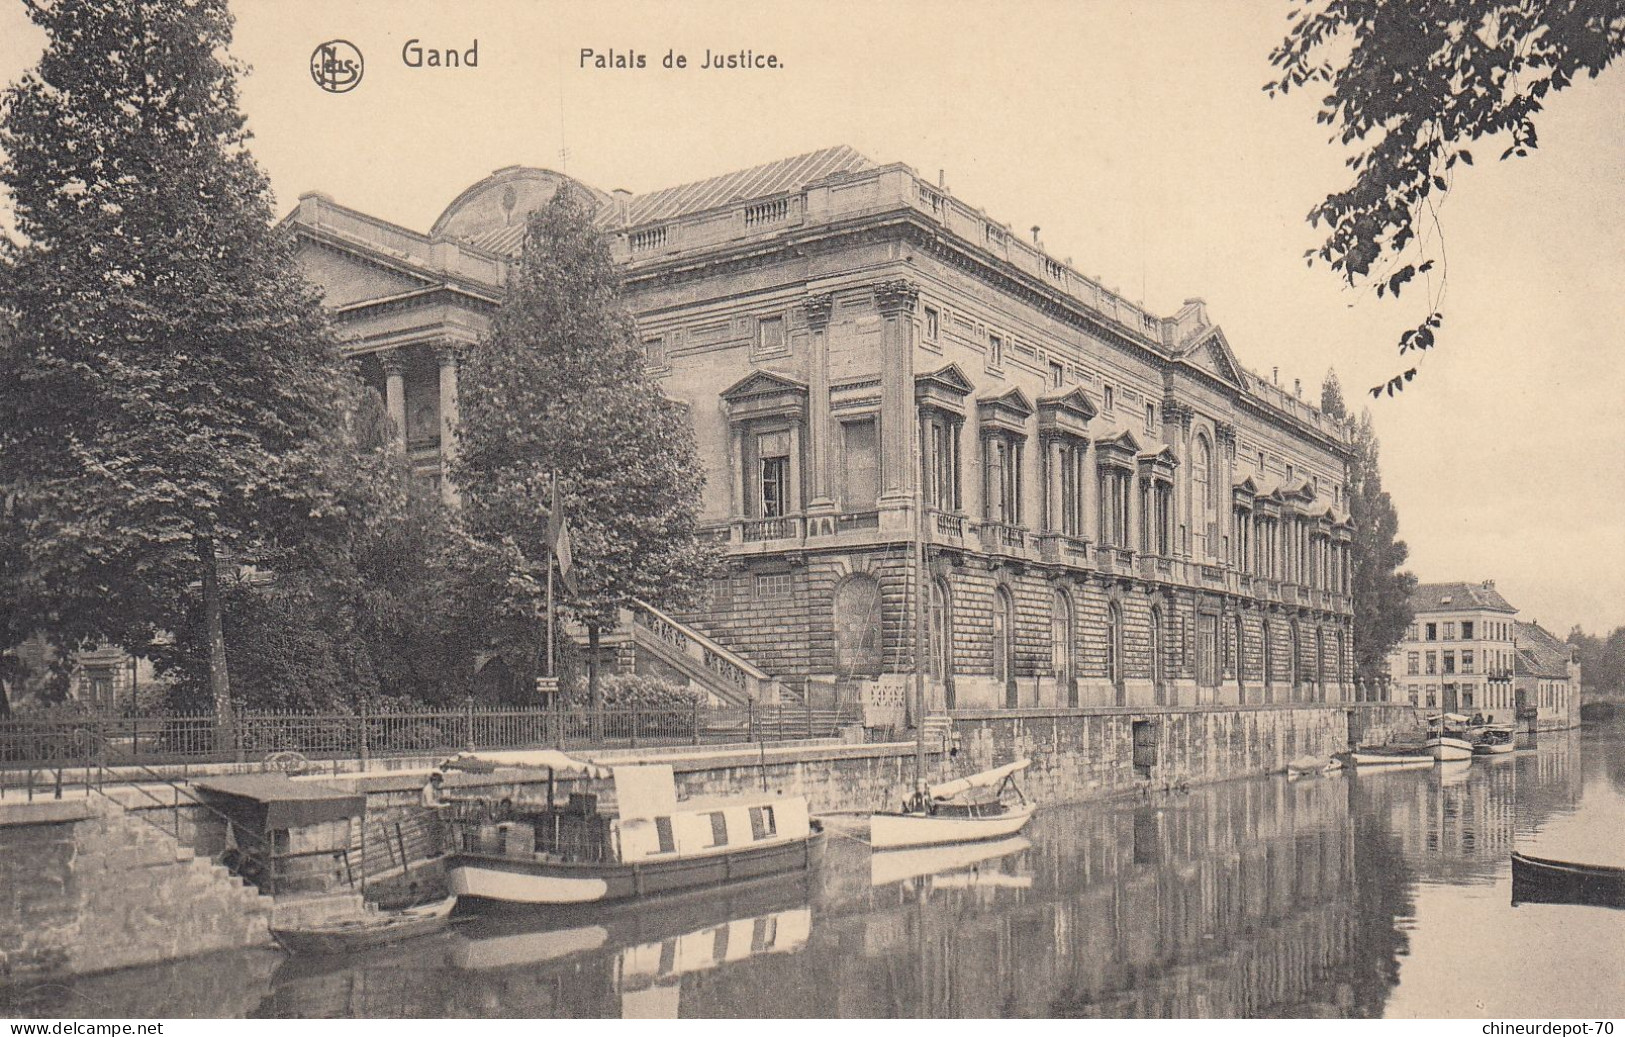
[5,725,1623,1019]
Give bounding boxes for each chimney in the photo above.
[938,168,945,188]
[1294,378,1302,399]
[1482,579,1495,590]
[1031,225,1041,245]
[1272,366,1279,385]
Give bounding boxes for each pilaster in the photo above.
[874,279,920,517]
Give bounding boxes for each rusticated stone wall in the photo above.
[0,799,273,982]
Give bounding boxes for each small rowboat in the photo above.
[1511,851,1625,909]
[1285,755,1343,778]
[270,896,456,956]
[1349,746,1432,769]
[870,759,1035,850]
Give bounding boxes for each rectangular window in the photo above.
[1050,361,1065,389]
[653,816,675,854]
[707,811,728,847]
[1407,624,1419,641]
[1406,652,1419,676]
[748,805,776,840]
[1426,687,1438,708]
[756,573,793,598]
[1462,620,1474,640]
[1145,403,1156,432]
[924,306,940,343]
[1426,652,1437,675]
[752,430,792,519]
[1426,623,1437,641]
[1256,451,1266,474]
[643,336,666,369]
[757,315,786,357]
[983,436,1021,525]
[1443,622,1456,640]
[1408,684,1420,706]
[1462,650,1474,673]
[1463,685,1474,708]
[1443,651,1455,675]
[1103,385,1115,411]
[840,419,878,510]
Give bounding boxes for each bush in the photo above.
[561,673,699,713]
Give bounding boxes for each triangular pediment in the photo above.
[1095,429,1141,456]
[1178,326,1248,389]
[1037,386,1098,422]
[720,370,808,403]
[1138,444,1179,467]
[977,386,1034,420]
[1233,474,1261,496]
[915,363,975,397]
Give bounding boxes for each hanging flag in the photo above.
[548,495,578,594]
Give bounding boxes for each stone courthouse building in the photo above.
[286,146,1356,711]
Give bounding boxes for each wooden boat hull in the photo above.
[1350,750,1432,770]
[447,826,826,908]
[271,897,455,956]
[869,803,1035,850]
[1473,740,1516,755]
[1511,851,1625,909]
[1426,736,1475,761]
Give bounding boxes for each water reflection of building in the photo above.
[1351,735,1583,887]
[686,778,1369,1017]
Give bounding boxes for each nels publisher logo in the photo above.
[310,40,363,93]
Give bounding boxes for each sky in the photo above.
[2,0,1622,635]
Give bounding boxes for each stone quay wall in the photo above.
[0,799,272,983]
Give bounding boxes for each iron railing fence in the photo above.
[0,701,863,774]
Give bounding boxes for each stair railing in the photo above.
[74,728,281,895]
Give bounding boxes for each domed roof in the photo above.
[429,167,610,255]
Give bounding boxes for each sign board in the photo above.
[534,677,560,698]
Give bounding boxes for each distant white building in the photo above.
[1384,580,1579,732]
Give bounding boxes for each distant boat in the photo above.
[869,834,1032,888]
[270,896,456,956]
[1426,713,1476,761]
[440,755,825,908]
[1349,745,1432,769]
[1472,725,1517,755]
[1511,851,1625,909]
[1286,755,1343,778]
[869,759,1035,850]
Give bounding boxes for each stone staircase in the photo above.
[607,599,786,707]
[920,715,956,755]
[59,796,274,975]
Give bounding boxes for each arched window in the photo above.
[1150,607,1167,705]
[995,587,1017,708]
[1290,620,1303,701]
[1234,614,1247,703]
[1107,601,1124,705]
[1315,626,1326,702]
[833,574,884,679]
[1337,628,1348,694]
[1194,435,1213,558]
[929,579,952,682]
[1052,590,1076,707]
[1262,619,1274,703]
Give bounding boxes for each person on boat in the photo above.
[421,770,449,810]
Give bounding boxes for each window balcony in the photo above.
[737,514,804,543]
[977,521,1028,556]
[927,509,967,541]
[1035,531,1091,567]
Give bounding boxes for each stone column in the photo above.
[788,420,803,514]
[874,280,919,512]
[728,424,745,520]
[1215,422,1236,564]
[1079,437,1095,545]
[803,292,836,515]
[436,343,463,507]
[381,349,408,455]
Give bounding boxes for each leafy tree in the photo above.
[1568,624,1625,698]
[1268,1,1625,396]
[1347,408,1418,690]
[1321,368,1347,419]
[455,186,719,708]
[0,0,353,720]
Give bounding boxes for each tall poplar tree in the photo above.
[1323,373,1418,691]
[0,0,351,719]
[455,186,718,704]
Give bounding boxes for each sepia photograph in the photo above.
[1,0,1622,1024]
